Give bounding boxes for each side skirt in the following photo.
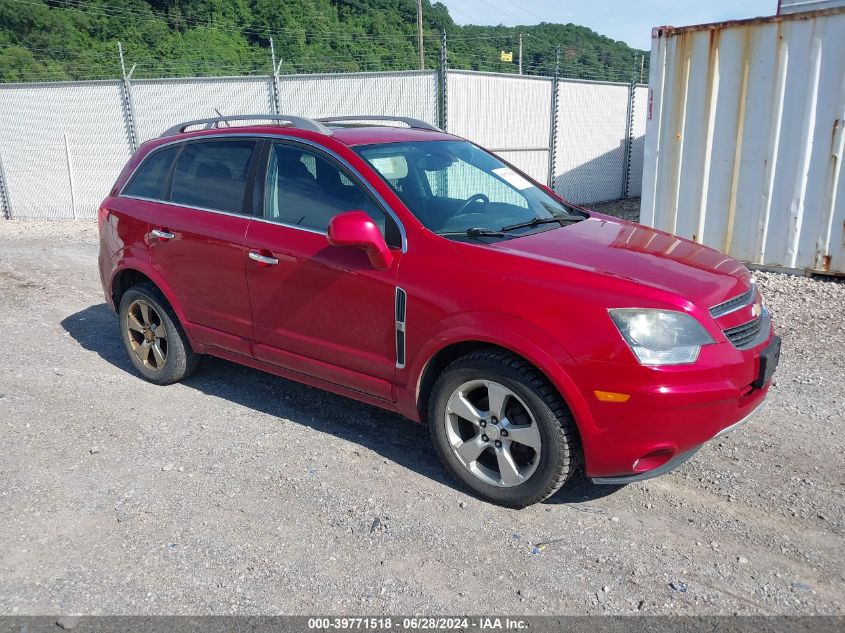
[204,345,403,415]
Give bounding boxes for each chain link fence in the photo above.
[277,71,439,128]
[132,77,275,144]
[447,71,553,186]
[0,62,646,219]
[0,79,131,219]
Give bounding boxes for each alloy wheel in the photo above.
[444,379,542,487]
[125,299,168,371]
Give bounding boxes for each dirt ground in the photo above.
[0,219,843,616]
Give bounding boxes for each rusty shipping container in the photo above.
[641,7,845,275]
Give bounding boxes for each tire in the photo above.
[428,349,579,508]
[118,282,201,385]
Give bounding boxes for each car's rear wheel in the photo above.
[118,283,200,385]
[428,349,579,508]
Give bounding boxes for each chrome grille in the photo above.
[723,315,764,350]
[710,283,755,318]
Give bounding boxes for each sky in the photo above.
[439,0,779,50]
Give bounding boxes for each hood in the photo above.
[483,214,751,309]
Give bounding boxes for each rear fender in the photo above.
[109,258,204,353]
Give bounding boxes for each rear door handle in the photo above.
[248,251,279,266]
[150,229,175,240]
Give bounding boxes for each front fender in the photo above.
[397,311,599,448]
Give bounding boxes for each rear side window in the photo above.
[170,140,256,214]
[123,147,178,199]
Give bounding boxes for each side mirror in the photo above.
[327,210,394,270]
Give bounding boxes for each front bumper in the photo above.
[590,399,766,484]
[575,331,779,481]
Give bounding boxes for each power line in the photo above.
[467,0,526,25]
[497,0,549,24]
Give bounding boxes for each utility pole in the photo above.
[518,32,523,75]
[417,0,425,70]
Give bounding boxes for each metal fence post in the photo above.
[438,30,448,131]
[270,37,282,114]
[63,133,77,219]
[0,152,11,219]
[547,46,560,189]
[622,79,636,199]
[118,42,139,152]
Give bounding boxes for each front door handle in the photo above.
[248,251,279,266]
[150,228,175,240]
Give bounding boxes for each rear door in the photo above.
[244,140,402,401]
[144,137,260,356]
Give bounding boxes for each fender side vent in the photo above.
[395,287,407,369]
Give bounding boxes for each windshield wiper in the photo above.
[436,227,516,240]
[501,215,585,232]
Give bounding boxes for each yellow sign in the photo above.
[500,51,513,62]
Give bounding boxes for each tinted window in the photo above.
[264,143,386,234]
[123,147,177,199]
[171,140,256,213]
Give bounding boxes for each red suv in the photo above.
[98,114,780,507]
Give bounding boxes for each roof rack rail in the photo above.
[316,115,442,132]
[161,114,331,137]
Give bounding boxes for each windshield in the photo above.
[355,140,586,240]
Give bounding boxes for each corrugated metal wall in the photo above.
[642,8,845,274]
[0,70,648,219]
[778,0,845,15]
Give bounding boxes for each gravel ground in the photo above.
[0,219,843,616]
[587,197,641,222]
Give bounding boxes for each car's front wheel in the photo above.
[428,349,580,508]
[118,282,200,385]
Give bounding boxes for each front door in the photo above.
[245,141,401,401]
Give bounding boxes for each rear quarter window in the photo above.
[170,140,257,214]
[122,147,178,199]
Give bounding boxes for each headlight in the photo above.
[609,309,714,366]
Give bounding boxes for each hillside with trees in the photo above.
[0,0,648,82]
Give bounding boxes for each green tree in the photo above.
[0,0,648,82]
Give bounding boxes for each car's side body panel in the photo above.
[144,203,253,356]
[98,196,153,304]
[207,345,403,414]
[245,219,400,402]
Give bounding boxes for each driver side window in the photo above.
[264,143,389,235]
